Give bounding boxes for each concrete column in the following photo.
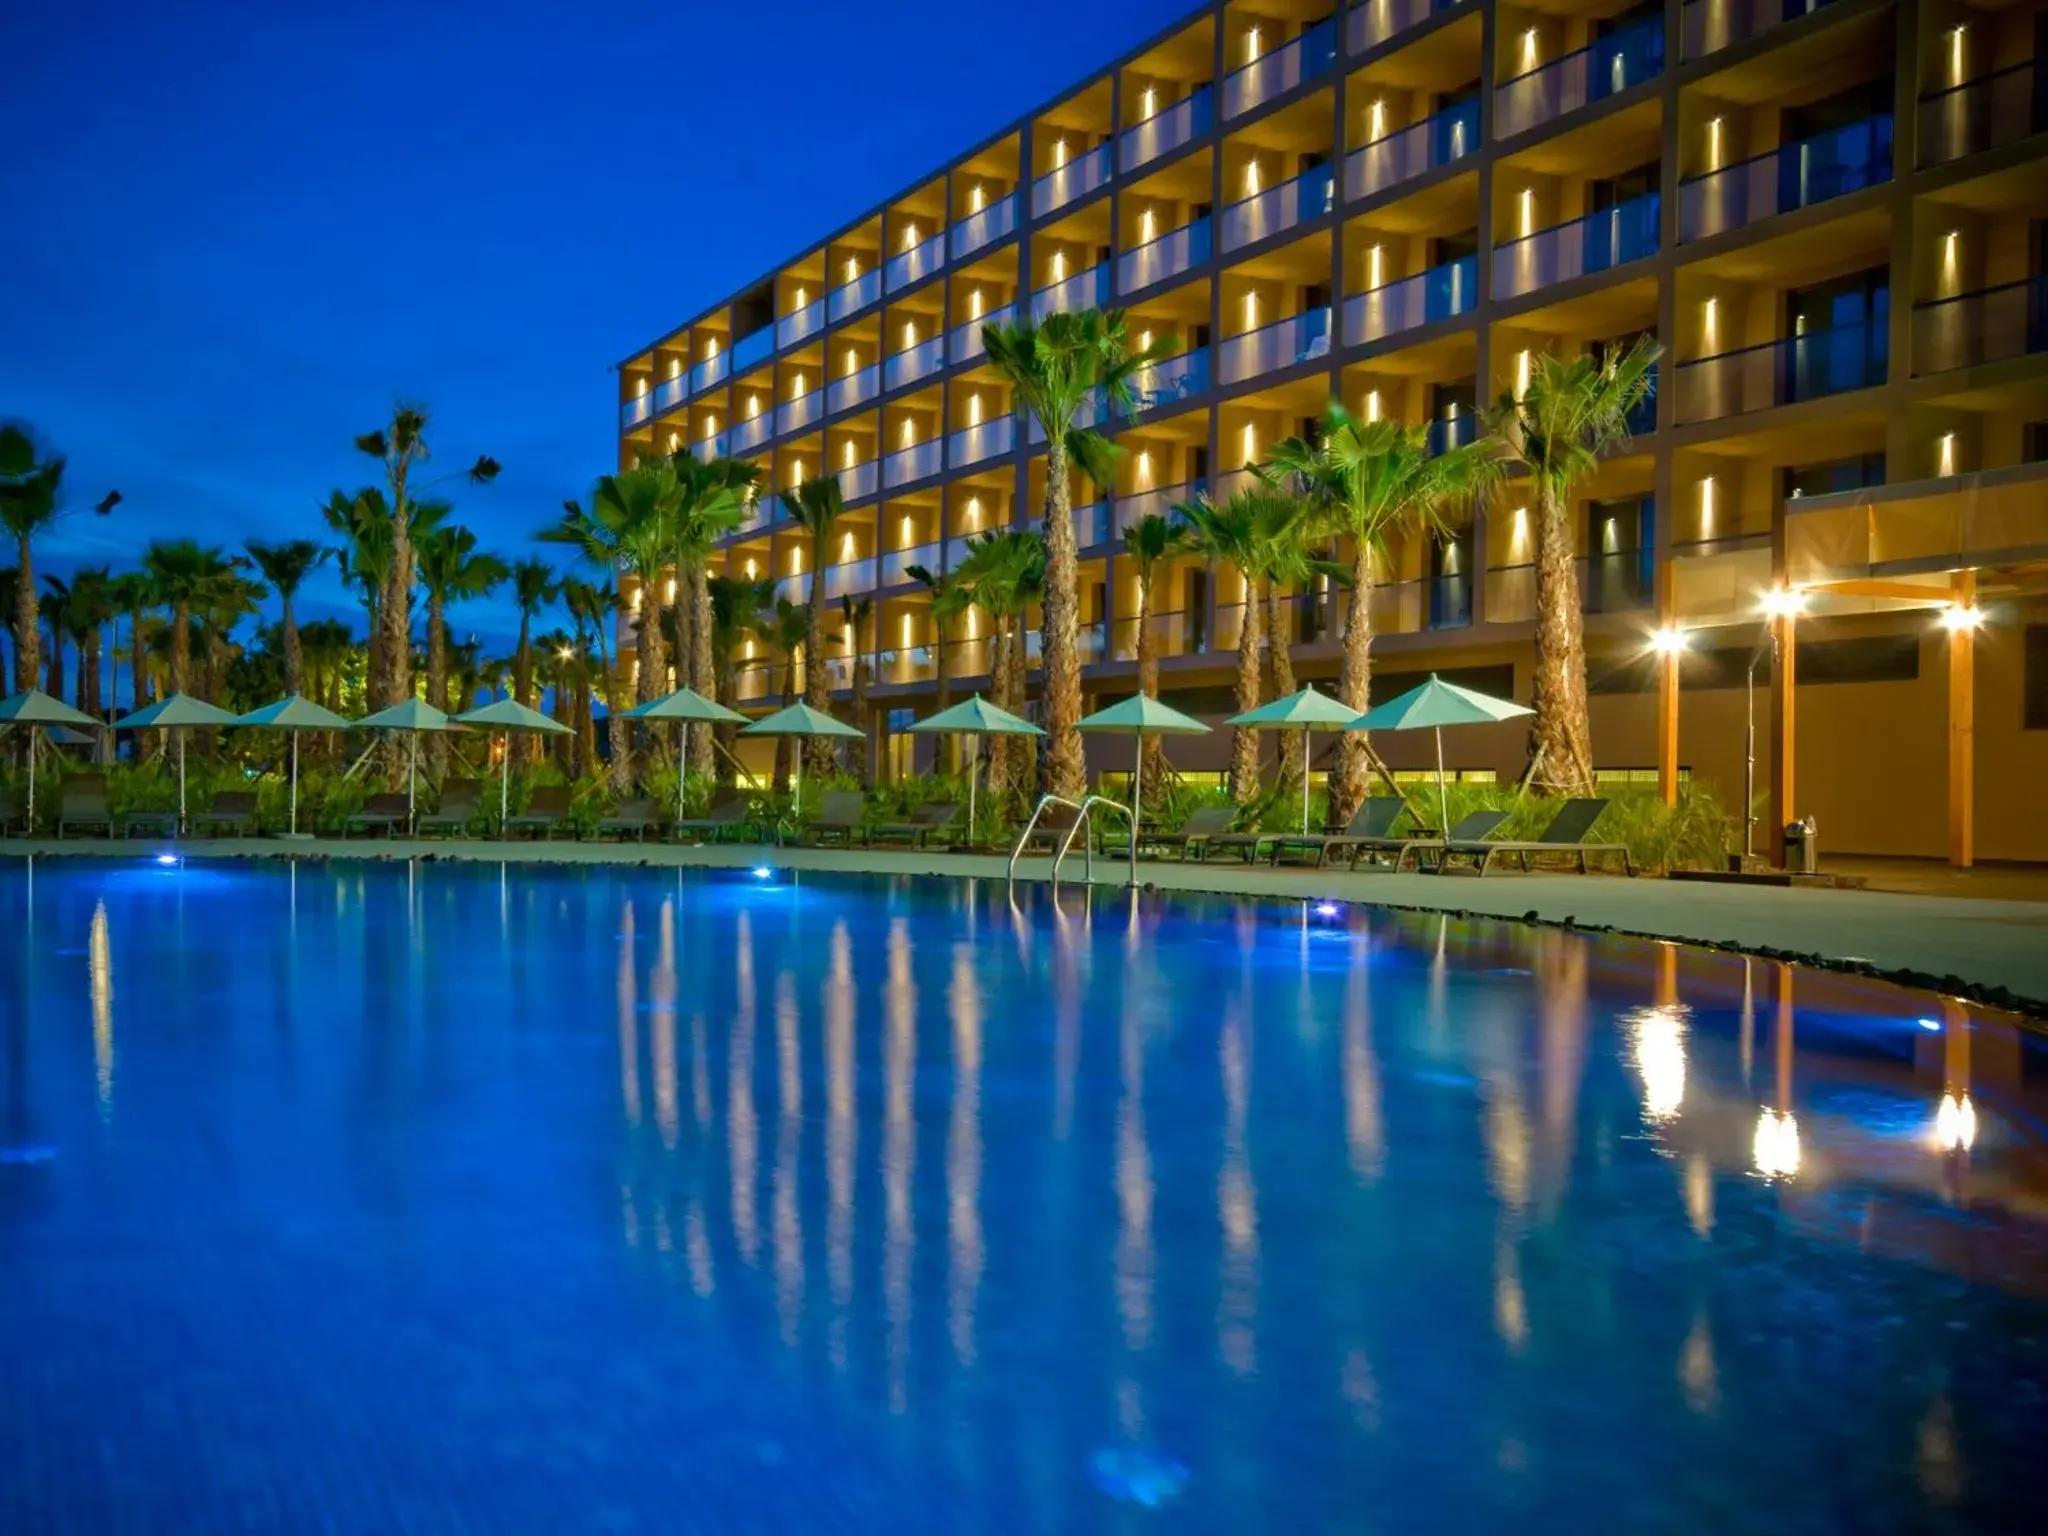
[1947,569,1976,868]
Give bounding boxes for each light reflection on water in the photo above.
[3,857,2048,1531]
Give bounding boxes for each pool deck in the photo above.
[9,833,2048,1013]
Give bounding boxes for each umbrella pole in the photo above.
[291,732,300,836]
[499,733,510,836]
[1435,726,1448,837]
[178,733,187,835]
[408,735,418,834]
[968,737,978,849]
[1302,729,1312,838]
[1130,735,1142,888]
[27,728,35,833]
[677,724,687,826]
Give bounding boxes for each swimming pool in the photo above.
[3,857,2045,1531]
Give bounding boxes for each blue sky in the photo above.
[1,0,1192,651]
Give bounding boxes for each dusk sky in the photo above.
[2,0,1192,651]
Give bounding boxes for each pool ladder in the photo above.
[1007,793,1138,891]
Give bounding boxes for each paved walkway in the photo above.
[11,834,2048,1011]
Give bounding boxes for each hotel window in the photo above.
[2026,627,2048,730]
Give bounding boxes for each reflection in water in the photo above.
[1493,1239,1528,1354]
[616,903,640,1126]
[1753,1108,1802,1178]
[773,971,804,1343]
[1933,1093,1978,1152]
[1679,1311,1718,1415]
[1341,939,1383,1184]
[884,916,916,1413]
[653,899,678,1149]
[1626,1004,1688,1123]
[89,899,114,1117]
[825,920,856,1365]
[1217,1007,1258,1378]
[947,943,984,1365]
[729,912,759,1265]
[1115,928,1154,1356]
[1684,1154,1714,1238]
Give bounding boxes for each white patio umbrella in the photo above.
[1078,693,1212,883]
[906,693,1042,844]
[1349,673,1532,833]
[622,686,750,823]
[234,695,353,836]
[1224,684,1366,838]
[0,689,99,831]
[111,692,243,832]
[738,701,863,815]
[354,697,462,832]
[454,698,573,831]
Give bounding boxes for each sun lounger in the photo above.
[417,781,482,838]
[191,790,258,837]
[1098,804,1236,860]
[1436,797,1635,876]
[118,809,180,838]
[593,798,660,841]
[1341,807,1501,871]
[503,785,574,840]
[1267,797,1410,868]
[869,800,961,849]
[1011,801,1083,855]
[341,793,410,838]
[804,791,870,847]
[673,792,751,843]
[57,776,115,839]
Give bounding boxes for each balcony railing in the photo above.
[1349,0,1467,56]
[1484,554,1651,623]
[826,364,878,415]
[949,193,1018,261]
[1030,261,1110,320]
[882,335,945,392]
[873,646,939,686]
[776,390,822,436]
[1914,276,2048,376]
[1219,307,1332,385]
[1114,479,1205,529]
[1670,534,1774,621]
[827,267,881,322]
[1494,16,1665,139]
[885,232,945,295]
[1223,16,1338,120]
[734,497,773,536]
[1672,321,1888,422]
[1425,413,1478,456]
[1678,115,1893,242]
[880,541,941,586]
[820,561,872,602]
[1343,256,1477,347]
[733,659,776,703]
[697,429,731,459]
[653,373,688,414]
[834,459,878,503]
[1784,462,2048,584]
[730,413,771,455]
[949,301,1014,366]
[688,351,729,394]
[1030,141,1112,218]
[1682,0,1844,62]
[771,572,807,607]
[1345,100,1478,202]
[776,299,824,351]
[1120,84,1214,172]
[948,417,1015,469]
[1117,215,1211,295]
[622,392,653,429]
[882,439,943,488]
[1493,192,1659,301]
[1220,163,1335,252]
[1111,610,1201,662]
[731,326,773,374]
[1919,60,2045,166]
[1132,348,1211,412]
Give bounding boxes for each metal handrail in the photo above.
[1007,792,1137,890]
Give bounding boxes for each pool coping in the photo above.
[8,835,2048,1018]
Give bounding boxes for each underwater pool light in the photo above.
[154,853,180,868]
[1917,1017,1942,1032]
[752,866,774,879]
[1314,901,1341,918]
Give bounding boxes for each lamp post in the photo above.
[1757,586,1805,870]
[1647,625,1687,808]
[1941,582,1984,869]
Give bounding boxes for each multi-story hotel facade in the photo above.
[614,0,2048,865]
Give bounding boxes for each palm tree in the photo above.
[322,486,394,696]
[954,529,1045,797]
[142,540,241,695]
[1485,339,1659,794]
[39,575,72,700]
[981,311,1175,797]
[839,594,875,787]
[1173,488,1283,804]
[61,565,114,719]
[298,619,357,718]
[562,576,621,785]
[1120,513,1188,807]
[905,562,970,774]
[1246,490,1336,799]
[243,539,328,695]
[672,452,758,778]
[710,575,773,784]
[197,572,267,705]
[780,473,850,778]
[416,523,508,771]
[1265,409,1499,821]
[508,558,558,713]
[354,407,499,708]
[1,422,119,691]
[104,570,155,713]
[547,465,679,716]
[761,598,811,792]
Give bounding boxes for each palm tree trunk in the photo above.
[1531,481,1596,795]
[1038,437,1085,798]
[1135,563,1167,808]
[45,629,64,702]
[426,595,449,776]
[170,603,190,694]
[689,568,716,779]
[985,628,1013,796]
[281,597,302,695]
[1332,547,1377,825]
[364,592,384,705]
[1230,575,1264,804]
[773,659,796,792]
[850,657,871,788]
[128,608,147,713]
[932,617,955,776]
[803,559,835,778]
[13,533,37,692]
[1267,579,1302,799]
[382,468,415,707]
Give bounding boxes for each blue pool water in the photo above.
[3,857,2047,1532]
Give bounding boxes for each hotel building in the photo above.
[614,0,2048,864]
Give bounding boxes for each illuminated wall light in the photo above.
[745,394,760,419]
[1942,229,1961,296]
[842,440,857,468]
[1515,349,1531,398]
[1702,296,1719,353]
[1364,389,1381,422]
[1240,422,1257,464]
[1518,187,1535,238]
[667,432,679,451]
[900,418,915,447]
[1140,207,1156,242]
[1368,98,1386,140]
[1138,328,1153,351]
[1053,136,1068,168]
[794,284,808,309]
[903,221,920,251]
[1136,449,1153,485]
[1938,432,1956,478]
[1367,243,1384,288]
[844,257,859,283]
[965,495,982,527]
[791,456,805,484]
[1243,290,1260,329]
[668,358,681,378]
[967,392,983,426]
[1244,157,1261,197]
[1699,475,1716,537]
[1705,117,1723,172]
[705,413,719,436]
[792,371,807,398]
[742,637,755,658]
[840,531,857,560]
[705,336,719,357]
[900,514,914,541]
[1949,25,1966,88]
[901,613,914,645]
[744,557,758,578]
[1510,506,1529,553]
[1521,26,1539,71]
[1142,85,1157,117]
[969,183,985,213]
[966,608,980,639]
[1051,249,1067,282]
[1246,24,1262,62]
[967,287,984,320]
[902,320,918,349]
[844,347,858,376]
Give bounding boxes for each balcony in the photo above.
[950,193,1019,261]
[1345,100,1478,202]
[1220,163,1335,252]
[1223,17,1338,120]
[828,267,882,322]
[834,459,879,503]
[1671,321,1887,422]
[1678,116,1893,242]
[1031,141,1113,219]
[821,561,872,602]
[885,232,946,295]
[731,326,773,374]
[1785,461,2048,583]
[1120,85,1214,173]
[688,350,729,394]
[622,393,653,429]
[1915,276,2048,376]
[1220,308,1332,385]
[697,428,731,458]
[882,335,946,392]
[777,299,824,351]
[771,572,807,606]
[1681,0,1844,63]
[882,439,943,488]
[731,413,772,455]
[1493,193,1659,301]
[950,301,1014,366]
[880,541,941,586]
[734,497,773,536]
[1132,348,1211,412]
[874,646,940,686]
[1483,554,1652,622]
[826,364,879,415]
[1425,412,1478,456]
[1114,478,1204,529]
[653,373,688,415]
[1349,0,1467,55]
[1117,215,1212,294]
[776,389,823,436]
[734,660,776,703]
[1030,260,1110,320]
[948,417,1016,469]
[1343,256,1477,346]
[946,637,995,679]
[1111,609,1202,661]
[1919,60,2045,167]
[1494,16,1665,140]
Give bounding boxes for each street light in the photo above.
[1647,626,1688,655]
[1940,603,1986,633]
[1744,587,1806,861]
